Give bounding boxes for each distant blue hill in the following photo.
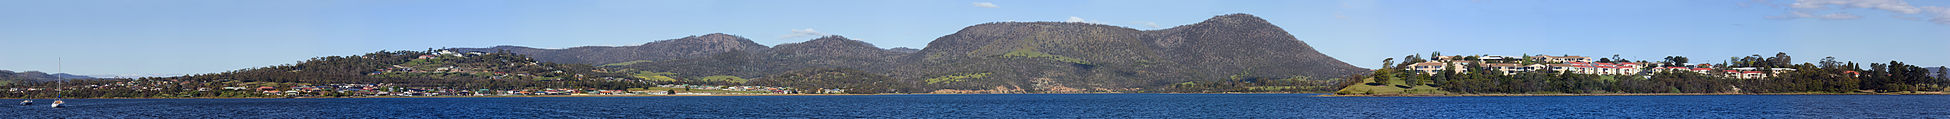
[0,69,96,83]
[1932,66,1947,79]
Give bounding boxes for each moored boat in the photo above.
[50,58,69,109]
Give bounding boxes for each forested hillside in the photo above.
[0,70,94,86]
[159,50,655,89]
[448,33,771,65]
[455,14,1369,93]
[609,36,910,82]
[889,14,1366,93]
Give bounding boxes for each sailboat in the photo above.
[17,100,27,105]
[51,58,65,108]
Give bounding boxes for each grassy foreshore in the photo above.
[1320,92,1950,97]
[22,91,1946,99]
[1,93,880,99]
[2,92,1356,99]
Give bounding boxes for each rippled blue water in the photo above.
[7,94,1950,118]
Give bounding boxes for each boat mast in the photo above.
[55,57,61,99]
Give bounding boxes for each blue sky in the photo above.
[1,0,1946,77]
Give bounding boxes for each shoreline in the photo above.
[2,92,1332,99]
[12,92,1948,99]
[0,94,882,99]
[1319,92,1950,97]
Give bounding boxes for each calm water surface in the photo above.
[7,94,1949,118]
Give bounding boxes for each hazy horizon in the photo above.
[3,0,1947,76]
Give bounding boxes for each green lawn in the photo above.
[1335,78,1451,95]
[631,71,679,82]
[694,75,748,84]
[633,87,771,93]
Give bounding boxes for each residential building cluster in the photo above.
[1407,54,1802,79]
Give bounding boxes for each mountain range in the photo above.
[0,70,94,85]
[453,33,771,65]
[452,13,1368,93]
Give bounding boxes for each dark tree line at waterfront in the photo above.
[752,68,913,94]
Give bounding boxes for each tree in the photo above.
[1769,52,1792,68]
[1382,58,1397,69]
[1521,53,1533,65]
[1611,54,1622,62]
[1400,55,1424,68]
[1938,67,1947,80]
[1430,51,1443,61]
[1847,61,1858,70]
[1820,56,1840,69]
[1665,56,1689,66]
[1934,65,1950,80]
[1866,63,1890,92]
[1747,54,1764,67]
[1425,62,1457,86]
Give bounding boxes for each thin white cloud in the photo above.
[1769,11,1862,20]
[1334,12,1351,19]
[780,28,828,39]
[1766,0,1950,24]
[973,2,999,8]
[1892,15,1924,20]
[1817,13,1865,20]
[1740,0,1782,8]
[1063,16,1104,24]
[1927,6,1950,24]
[1788,0,1920,14]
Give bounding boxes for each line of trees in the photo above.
[1350,52,1945,94]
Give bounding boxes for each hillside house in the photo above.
[1535,55,1592,63]
[1410,61,1473,74]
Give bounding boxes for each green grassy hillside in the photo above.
[1335,78,1450,95]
